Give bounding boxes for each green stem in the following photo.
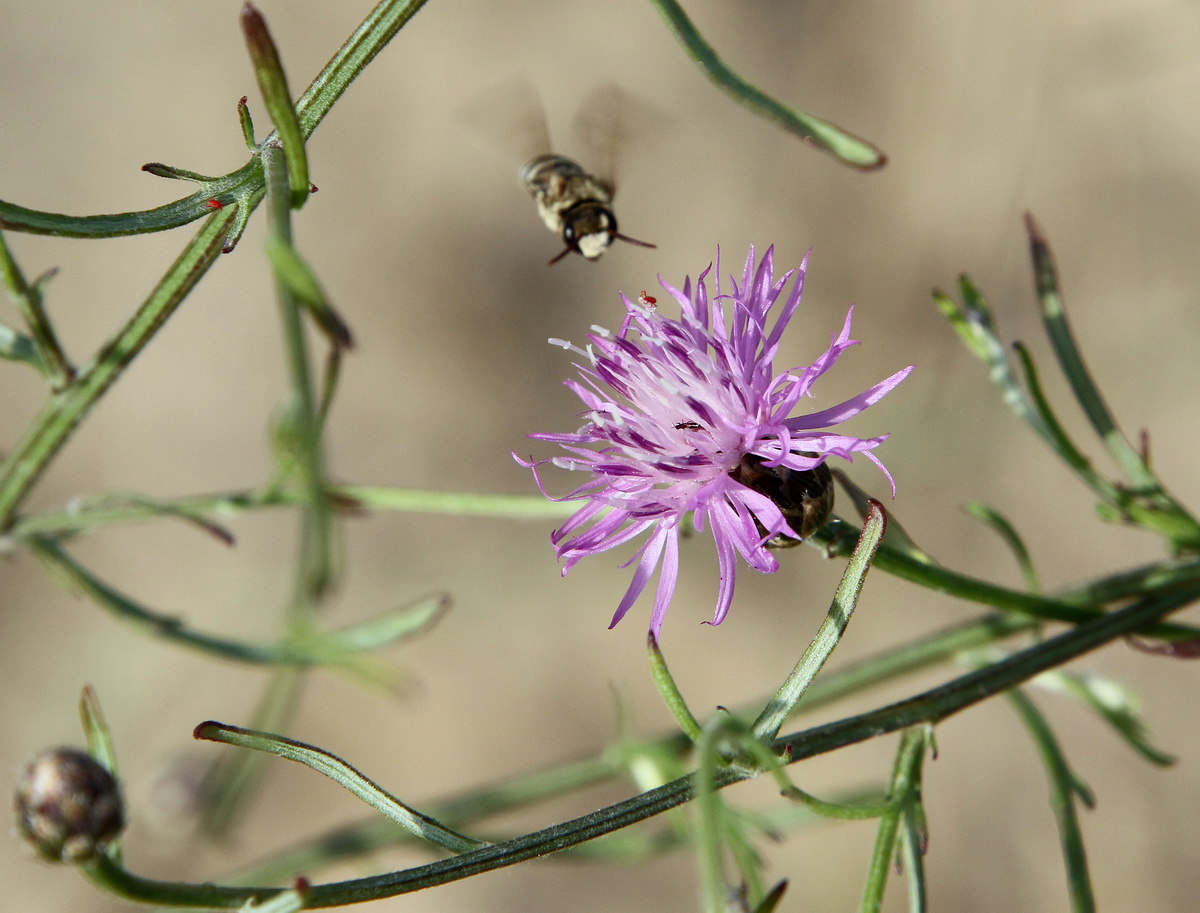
[0,0,432,527]
[263,144,332,602]
[83,583,1195,908]
[814,518,1200,640]
[6,485,575,539]
[859,729,928,912]
[236,612,1035,882]
[19,482,1198,640]
[294,0,431,140]
[0,207,238,528]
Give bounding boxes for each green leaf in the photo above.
[264,236,354,348]
[0,231,72,384]
[78,685,122,864]
[0,320,43,368]
[1024,214,1200,550]
[241,3,309,208]
[195,721,487,854]
[78,686,118,775]
[30,537,439,668]
[859,728,930,913]
[648,0,885,169]
[964,501,1039,592]
[237,96,258,150]
[1034,669,1175,767]
[647,633,703,742]
[317,592,451,652]
[753,501,886,740]
[1006,687,1097,913]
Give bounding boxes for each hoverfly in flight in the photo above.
[466,80,656,265]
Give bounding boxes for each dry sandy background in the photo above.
[2,0,1199,910]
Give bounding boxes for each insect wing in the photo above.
[570,83,661,197]
[460,76,553,164]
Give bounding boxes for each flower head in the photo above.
[520,246,912,636]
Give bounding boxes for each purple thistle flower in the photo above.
[518,246,913,636]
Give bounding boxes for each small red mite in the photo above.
[206,198,223,211]
[638,291,657,307]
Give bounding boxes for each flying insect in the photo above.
[466,80,656,264]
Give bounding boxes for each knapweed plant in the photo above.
[3,2,1197,912]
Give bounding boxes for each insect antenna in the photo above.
[612,231,656,250]
[546,246,575,266]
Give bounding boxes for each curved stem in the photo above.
[84,583,1196,908]
[0,207,238,528]
[294,0,431,140]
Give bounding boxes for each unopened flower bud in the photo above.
[14,748,124,863]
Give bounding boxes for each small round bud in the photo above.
[14,748,124,863]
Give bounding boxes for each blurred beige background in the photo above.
[3,0,1199,910]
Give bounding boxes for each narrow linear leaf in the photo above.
[782,785,891,821]
[78,686,118,775]
[753,501,886,740]
[1025,214,1200,548]
[316,345,344,431]
[932,289,989,361]
[0,230,72,384]
[198,666,305,839]
[939,277,1046,436]
[648,0,885,169]
[648,633,703,742]
[140,162,222,183]
[29,538,406,667]
[320,593,451,651]
[78,685,122,864]
[1034,669,1175,767]
[238,96,258,149]
[832,468,936,566]
[264,236,354,348]
[897,800,928,913]
[195,722,487,854]
[964,501,1039,592]
[242,3,309,207]
[1011,342,1096,480]
[1006,687,1096,913]
[0,321,44,369]
[0,193,235,238]
[0,205,239,527]
[859,728,929,913]
[1025,214,1135,474]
